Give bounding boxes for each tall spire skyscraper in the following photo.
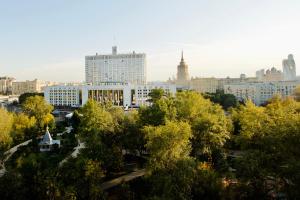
[176,51,189,86]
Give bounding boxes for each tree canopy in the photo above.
[2,90,300,199]
[22,96,54,131]
[0,108,14,152]
[18,92,44,105]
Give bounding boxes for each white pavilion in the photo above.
[39,127,60,152]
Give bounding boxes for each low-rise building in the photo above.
[12,79,47,95]
[44,82,176,108]
[224,81,300,105]
[217,75,258,91]
[256,67,283,82]
[134,82,176,106]
[190,77,219,93]
[189,75,257,94]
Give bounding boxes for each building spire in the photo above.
[181,50,184,61]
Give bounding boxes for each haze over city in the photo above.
[1,0,300,82]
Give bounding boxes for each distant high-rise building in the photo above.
[0,76,14,94]
[283,54,296,80]
[85,46,146,85]
[176,51,189,86]
[256,69,265,81]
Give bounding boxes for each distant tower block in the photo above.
[112,46,117,55]
[283,54,296,80]
[176,51,190,86]
[85,46,146,85]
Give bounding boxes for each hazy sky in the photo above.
[1,0,300,82]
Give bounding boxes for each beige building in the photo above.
[12,79,46,95]
[217,75,258,91]
[0,77,14,94]
[177,74,258,94]
[256,67,283,82]
[176,52,190,87]
[190,77,219,93]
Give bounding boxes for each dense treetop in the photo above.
[1,90,300,199]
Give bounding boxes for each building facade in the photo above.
[176,52,189,86]
[44,83,176,108]
[190,77,219,93]
[283,54,296,81]
[12,79,46,95]
[256,67,283,82]
[224,81,300,105]
[134,82,176,106]
[44,85,82,107]
[85,46,146,85]
[217,75,257,91]
[0,76,14,94]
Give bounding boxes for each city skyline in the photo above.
[1,0,300,82]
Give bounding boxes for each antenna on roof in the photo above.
[113,35,117,46]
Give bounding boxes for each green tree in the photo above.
[175,91,212,123]
[203,89,238,110]
[70,109,81,132]
[147,158,196,200]
[78,100,127,174]
[191,108,231,160]
[192,162,224,199]
[293,86,300,102]
[121,110,145,155]
[11,113,36,143]
[231,100,268,149]
[139,97,176,126]
[22,96,54,131]
[175,91,231,161]
[144,121,192,171]
[18,92,43,105]
[148,88,165,103]
[144,119,195,200]
[79,99,113,136]
[107,106,125,133]
[231,97,300,198]
[0,108,13,152]
[84,159,106,200]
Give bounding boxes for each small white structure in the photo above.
[39,127,60,152]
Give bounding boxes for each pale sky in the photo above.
[0,0,299,82]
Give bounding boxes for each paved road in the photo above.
[101,169,146,190]
[0,139,32,177]
[59,139,85,167]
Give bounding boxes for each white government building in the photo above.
[85,46,146,85]
[45,47,176,108]
[44,82,176,108]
